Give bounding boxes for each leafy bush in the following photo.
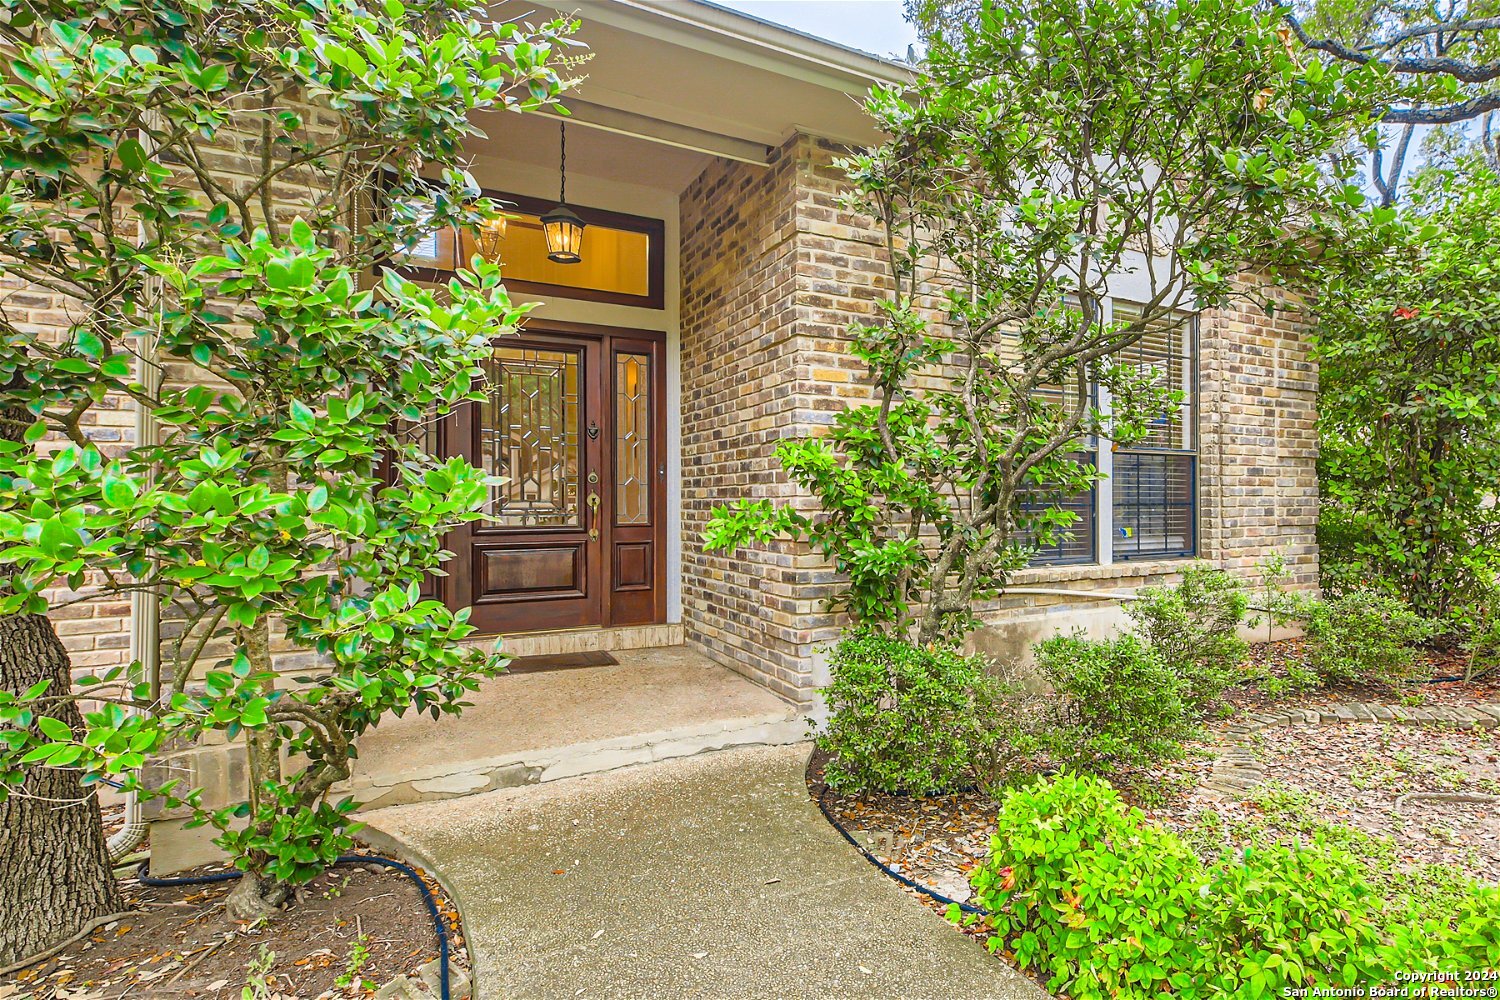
[817,629,993,794]
[970,772,1214,992]
[1461,610,1500,681]
[1034,633,1191,772]
[967,774,1500,998]
[0,0,578,922]
[1304,591,1437,686]
[967,671,1052,795]
[1125,565,1248,708]
[1313,160,1500,624]
[705,0,1380,646]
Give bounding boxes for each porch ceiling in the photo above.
[468,104,714,192]
[492,0,911,171]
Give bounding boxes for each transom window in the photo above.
[394,190,664,310]
[1026,299,1197,566]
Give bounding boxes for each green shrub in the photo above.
[1125,565,1249,708]
[816,628,991,794]
[967,774,1498,998]
[1034,633,1191,772]
[1304,591,1437,686]
[1384,885,1500,969]
[1201,839,1388,987]
[967,673,1051,795]
[1462,611,1500,681]
[970,773,1214,994]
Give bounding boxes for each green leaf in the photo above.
[36,716,72,742]
[49,21,84,52]
[117,138,148,172]
[101,476,139,510]
[73,329,104,358]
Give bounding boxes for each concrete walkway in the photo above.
[363,743,1045,1000]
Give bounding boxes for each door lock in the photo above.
[587,492,600,540]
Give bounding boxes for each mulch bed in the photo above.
[1,845,465,1000]
[1145,720,1500,881]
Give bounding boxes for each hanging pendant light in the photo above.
[541,120,585,264]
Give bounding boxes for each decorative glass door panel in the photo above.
[615,352,650,526]
[486,347,582,528]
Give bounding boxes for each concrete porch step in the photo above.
[345,644,808,811]
[351,707,805,810]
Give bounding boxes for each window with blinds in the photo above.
[1111,303,1197,559]
[1020,299,1198,567]
[1018,451,1098,565]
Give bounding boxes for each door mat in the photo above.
[506,650,620,674]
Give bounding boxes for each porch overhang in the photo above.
[503,0,914,165]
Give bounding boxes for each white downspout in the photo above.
[106,360,159,861]
[108,125,163,861]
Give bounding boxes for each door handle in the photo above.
[587,492,600,540]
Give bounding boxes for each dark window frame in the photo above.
[389,188,666,311]
[1020,450,1099,566]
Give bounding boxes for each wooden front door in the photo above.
[445,324,666,635]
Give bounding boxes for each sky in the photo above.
[712,0,918,60]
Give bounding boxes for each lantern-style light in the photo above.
[541,204,584,264]
[544,120,585,264]
[473,213,508,262]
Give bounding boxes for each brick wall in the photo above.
[679,136,1319,700]
[1198,284,1320,588]
[34,121,1320,703]
[678,138,812,702]
[4,275,139,675]
[28,93,349,685]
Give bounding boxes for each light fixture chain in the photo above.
[559,119,567,205]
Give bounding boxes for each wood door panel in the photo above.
[479,543,586,599]
[605,337,667,626]
[612,542,653,592]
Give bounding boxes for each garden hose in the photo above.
[814,787,990,918]
[136,854,454,1000]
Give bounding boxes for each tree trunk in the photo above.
[0,612,126,966]
[0,401,124,965]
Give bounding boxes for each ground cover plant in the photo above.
[964,773,1500,997]
[0,0,579,949]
